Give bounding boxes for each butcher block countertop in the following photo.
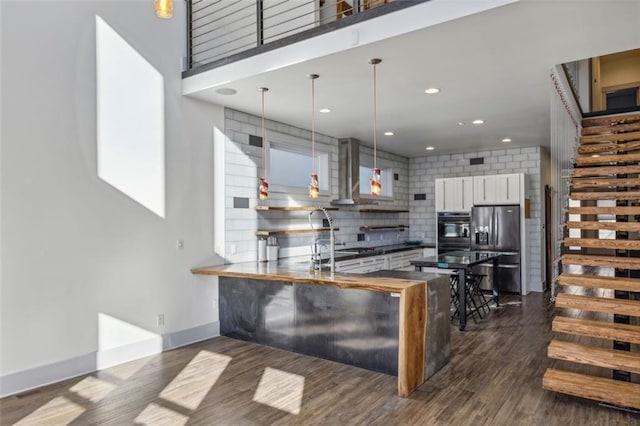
[191,261,444,397]
[191,261,431,293]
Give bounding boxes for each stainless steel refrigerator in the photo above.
[471,205,521,293]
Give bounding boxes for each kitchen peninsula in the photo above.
[191,261,449,397]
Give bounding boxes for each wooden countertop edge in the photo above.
[191,266,427,293]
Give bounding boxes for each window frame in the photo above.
[266,131,331,197]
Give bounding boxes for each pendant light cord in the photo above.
[261,89,266,180]
[373,62,378,170]
[311,78,316,171]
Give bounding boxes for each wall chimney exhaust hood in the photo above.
[331,138,377,206]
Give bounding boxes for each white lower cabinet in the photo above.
[388,249,424,271]
[334,249,429,274]
[334,254,387,274]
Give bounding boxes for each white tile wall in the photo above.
[409,146,545,291]
[223,108,410,263]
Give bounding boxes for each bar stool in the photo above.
[449,273,483,324]
[466,273,491,316]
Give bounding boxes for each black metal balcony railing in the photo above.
[185,0,425,76]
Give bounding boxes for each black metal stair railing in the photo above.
[184,0,427,76]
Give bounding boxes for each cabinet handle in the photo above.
[483,180,486,200]
[506,179,509,199]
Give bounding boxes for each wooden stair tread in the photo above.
[582,121,640,136]
[577,141,640,154]
[572,164,640,177]
[580,131,640,145]
[582,112,640,128]
[559,273,640,292]
[569,190,640,201]
[543,368,640,409]
[572,177,640,189]
[564,238,640,250]
[555,293,640,317]
[548,339,640,374]
[562,254,640,269]
[575,152,640,165]
[568,206,640,215]
[566,221,640,231]
[553,316,640,344]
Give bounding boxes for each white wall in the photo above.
[1,1,223,396]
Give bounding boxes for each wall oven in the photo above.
[437,212,471,254]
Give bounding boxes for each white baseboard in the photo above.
[0,321,220,398]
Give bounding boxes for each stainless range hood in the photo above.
[331,138,377,205]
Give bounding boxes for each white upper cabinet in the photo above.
[496,174,521,204]
[473,173,521,205]
[473,175,496,205]
[435,177,473,212]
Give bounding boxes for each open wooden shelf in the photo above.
[358,208,409,213]
[254,206,339,211]
[255,227,339,236]
[359,225,409,232]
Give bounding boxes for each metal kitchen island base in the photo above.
[193,262,450,396]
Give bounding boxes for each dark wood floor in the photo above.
[1,293,638,425]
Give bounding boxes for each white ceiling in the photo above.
[183,0,640,158]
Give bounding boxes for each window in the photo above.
[605,87,639,109]
[268,140,329,194]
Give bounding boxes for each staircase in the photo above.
[543,111,640,410]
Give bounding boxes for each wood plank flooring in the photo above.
[1,293,638,425]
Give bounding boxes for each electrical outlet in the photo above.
[157,314,165,327]
[176,239,184,250]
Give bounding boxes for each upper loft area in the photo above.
[180,1,640,159]
[181,0,519,78]
[563,48,640,118]
[184,0,426,77]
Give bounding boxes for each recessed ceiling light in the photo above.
[501,138,512,143]
[425,88,440,94]
[384,131,394,136]
[591,154,600,158]
[319,108,331,113]
[457,122,465,126]
[425,146,435,151]
[215,87,237,95]
[472,119,484,125]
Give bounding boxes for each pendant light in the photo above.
[308,74,320,199]
[258,87,269,200]
[155,0,173,18]
[369,58,382,196]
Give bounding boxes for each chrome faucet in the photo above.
[308,207,335,278]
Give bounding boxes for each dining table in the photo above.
[410,251,503,330]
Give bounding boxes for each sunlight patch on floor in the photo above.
[13,396,85,425]
[134,402,189,426]
[159,350,232,411]
[103,356,150,381]
[253,367,305,415]
[69,376,118,403]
